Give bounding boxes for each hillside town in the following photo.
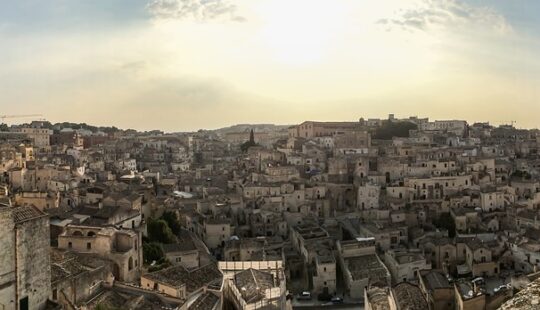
[2,115,540,310]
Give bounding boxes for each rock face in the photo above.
[499,280,540,310]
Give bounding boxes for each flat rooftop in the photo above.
[346,254,388,282]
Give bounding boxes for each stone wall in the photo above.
[16,214,52,310]
[0,208,16,310]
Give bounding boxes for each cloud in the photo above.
[119,61,147,74]
[147,0,245,22]
[129,77,239,109]
[377,0,511,34]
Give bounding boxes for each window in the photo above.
[128,257,133,271]
[176,257,182,263]
[87,242,91,250]
[68,242,72,249]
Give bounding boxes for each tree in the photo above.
[434,212,456,238]
[249,129,255,144]
[147,218,176,244]
[0,123,8,132]
[373,121,418,140]
[162,211,181,235]
[240,128,258,152]
[143,242,164,264]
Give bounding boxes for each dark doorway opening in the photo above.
[20,297,29,310]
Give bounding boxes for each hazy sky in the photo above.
[1,0,539,132]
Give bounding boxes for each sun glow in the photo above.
[255,0,349,65]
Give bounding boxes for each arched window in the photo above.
[72,231,83,236]
[87,231,96,237]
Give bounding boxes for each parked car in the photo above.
[494,284,511,293]
[297,292,312,300]
[331,297,344,304]
[471,277,485,285]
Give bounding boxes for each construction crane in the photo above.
[501,120,516,127]
[0,114,43,123]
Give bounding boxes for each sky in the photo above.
[0,0,539,132]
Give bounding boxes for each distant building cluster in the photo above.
[0,116,540,309]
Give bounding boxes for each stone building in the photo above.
[480,191,506,212]
[418,270,455,310]
[454,282,485,310]
[364,285,393,310]
[337,238,391,299]
[419,120,467,136]
[141,263,222,300]
[50,249,114,307]
[203,218,232,250]
[357,184,380,210]
[219,260,289,310]
[15,127,53,148]
[162,230,201,269]
[0,205,52,310]
[464,238,499,277]
[391,282,429,310]
[57,225,142,282]
[288,121,363,139]
[333,131,371,155]
[384,250,431,283]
